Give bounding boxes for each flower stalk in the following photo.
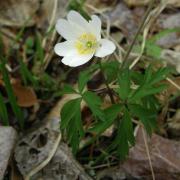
[98,60,115,104]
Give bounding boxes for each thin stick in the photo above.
[166,77,180,91]
[121,0,155,69]
[142,128,156,180]
[129,0,168,69]
[42,0,58,48]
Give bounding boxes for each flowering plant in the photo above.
[54,10,169,160]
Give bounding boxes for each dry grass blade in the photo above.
[24,133,61,180]
[142,128,155,180]
[129,0,169,69]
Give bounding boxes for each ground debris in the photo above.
[106,1,138,37]
[32,143,92,180]
[167,109,180,139]
[124,0,180,7]
[97,128,180,180]
[0,0,38,27]
[14,117,61,177]
[14,94,91,179]
[0,0,68,28]
[0,127,17,180]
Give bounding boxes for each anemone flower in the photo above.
[54,10,116,67]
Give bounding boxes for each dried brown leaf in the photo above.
[124,0,180,7]
[98,128,180,180]
[12,81,38,107]
[121,128,180,179]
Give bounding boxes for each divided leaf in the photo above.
[78,71,90,93]
[60,84,77,95]
[117,68,131,100]
[115,108,135,160]
[102,61,119,83]
[61,98,81,129]
[129,67,169,102]
[89,104,122,135]
[60,98,84,154]
[129,104,157,135]
[83,91,105,121]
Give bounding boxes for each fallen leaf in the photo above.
[167,109,180,138]
[86,0,117,11]
[161,49,180,73]
[0,73,3,86]
[121,128,180,179]
[163,13,180,29]
[106,1,138,37]
[0,0,68,28]
[12,81,38,107]
[124,0,150,6]
[167,0,180,7]
[124,0,180,7]
[97,127,180,180]
[0,0,38,27]
[156,33,180,49]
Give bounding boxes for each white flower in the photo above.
[54,10,116,67]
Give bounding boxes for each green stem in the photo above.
[98,61,115,104]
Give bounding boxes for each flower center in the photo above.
[75,33,98,55]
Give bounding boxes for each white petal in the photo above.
[55,19,80,40]
[61,53,94,67]
[54,41,76,56]
[67,10,89,31]
[89,15,101,40]
[95,39,116,58]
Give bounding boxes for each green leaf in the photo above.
[60,98,84,154]
[129,104,157,135]
[68,0,90,20]
[142,95,160,112]
[0,93,9,126]
[149,67,170,85]
[130,84,167,102]
[18,59,38,87]
[117,68,131,100]
[102,61,119,83]
[0,57,24,128]
[25,37,34,54]
[129,66,169,102]
[145,42,162,59]
[144,65,153,84]
[60,98,81,129]
[130,71,144,85]
[60,84,77,95]
[115,108,135,160]
[35,33,44,64]
[78,71,90,93]
[83,91,105,121]
[89,104,122,135]
[0,33,4,54]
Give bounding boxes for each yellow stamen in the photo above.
[75,33,98,55]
